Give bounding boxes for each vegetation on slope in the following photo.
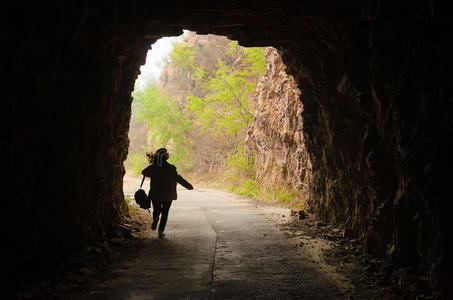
[126,34,303,207]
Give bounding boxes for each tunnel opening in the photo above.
[3,2,453,297]
[123,31,309,211]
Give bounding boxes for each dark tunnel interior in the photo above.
[2,1,453,296]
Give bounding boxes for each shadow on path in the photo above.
[99,186,342,299]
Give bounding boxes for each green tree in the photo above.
[185,42,266,136]
[132,85,194,170]
[168,43,195,75]
[187,61,255,135]
[243,47,267,74]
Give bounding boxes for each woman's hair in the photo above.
[145,152,154,164]
[146,148,169,166]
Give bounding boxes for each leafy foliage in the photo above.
[167,40,266,137]
[132,85,194,170]
[129,37,271,200]
[275,188,298,203]
[187,60,255,136]
[168,43,194,74]
[229,179,259,198]
[243,47,267,75]
[129,152,148,175]
[125,197,137,213]
[163,39,268,197]
[226,142,255,178]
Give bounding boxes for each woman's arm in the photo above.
[176,175,193,190]
[141,165,152,177]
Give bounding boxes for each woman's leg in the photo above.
[158,201,173,232]
[151,198,161,230]
[152,198,161,219]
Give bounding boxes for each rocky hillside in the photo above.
[156,32,253,172]
[156,35,312,199]
[246,47,311,201]
[157,33,239,105]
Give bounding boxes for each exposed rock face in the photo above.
[246,47,311,198]
[278,10,453,292]
[2,1,452,294]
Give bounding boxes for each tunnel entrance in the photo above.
[123,31,309,212]
[4,2,453,297]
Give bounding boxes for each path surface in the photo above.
[103,179,343,299]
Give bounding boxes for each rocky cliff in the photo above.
[246,48,311,200]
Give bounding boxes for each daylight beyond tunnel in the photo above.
[2,1,453,296]
[126,32,308,208]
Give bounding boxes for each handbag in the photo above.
[134,176,151,211]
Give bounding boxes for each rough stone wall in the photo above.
[2,1,452,294]
[246,47,311,198]
[278,5,453,292]
[1,3,137,277]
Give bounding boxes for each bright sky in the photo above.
[134,30,188,90]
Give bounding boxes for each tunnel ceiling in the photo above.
[2,1,453,294]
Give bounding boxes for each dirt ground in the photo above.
[277,213,432,300]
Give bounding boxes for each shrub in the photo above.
[125,197,136,213]
[276,188,297,203]
[226,143,255,178]
[129,153,148,175]
[239,179,259,197]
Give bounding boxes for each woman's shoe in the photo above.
[151,218,159,231]
[158,231,165,238]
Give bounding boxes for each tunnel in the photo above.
[2,1,453,297]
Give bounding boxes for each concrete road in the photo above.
[105,186,342,299]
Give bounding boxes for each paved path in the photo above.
[105,184,343,299]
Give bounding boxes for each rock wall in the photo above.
[278,6,453,292]
[2,1,452,294]
[246,47,311,199]
[2,2,137,279]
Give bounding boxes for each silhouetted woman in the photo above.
[141,148,193,238]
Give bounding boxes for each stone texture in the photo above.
[278,9,453,295]
[246,47,312,199]
[2,1,452,295]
